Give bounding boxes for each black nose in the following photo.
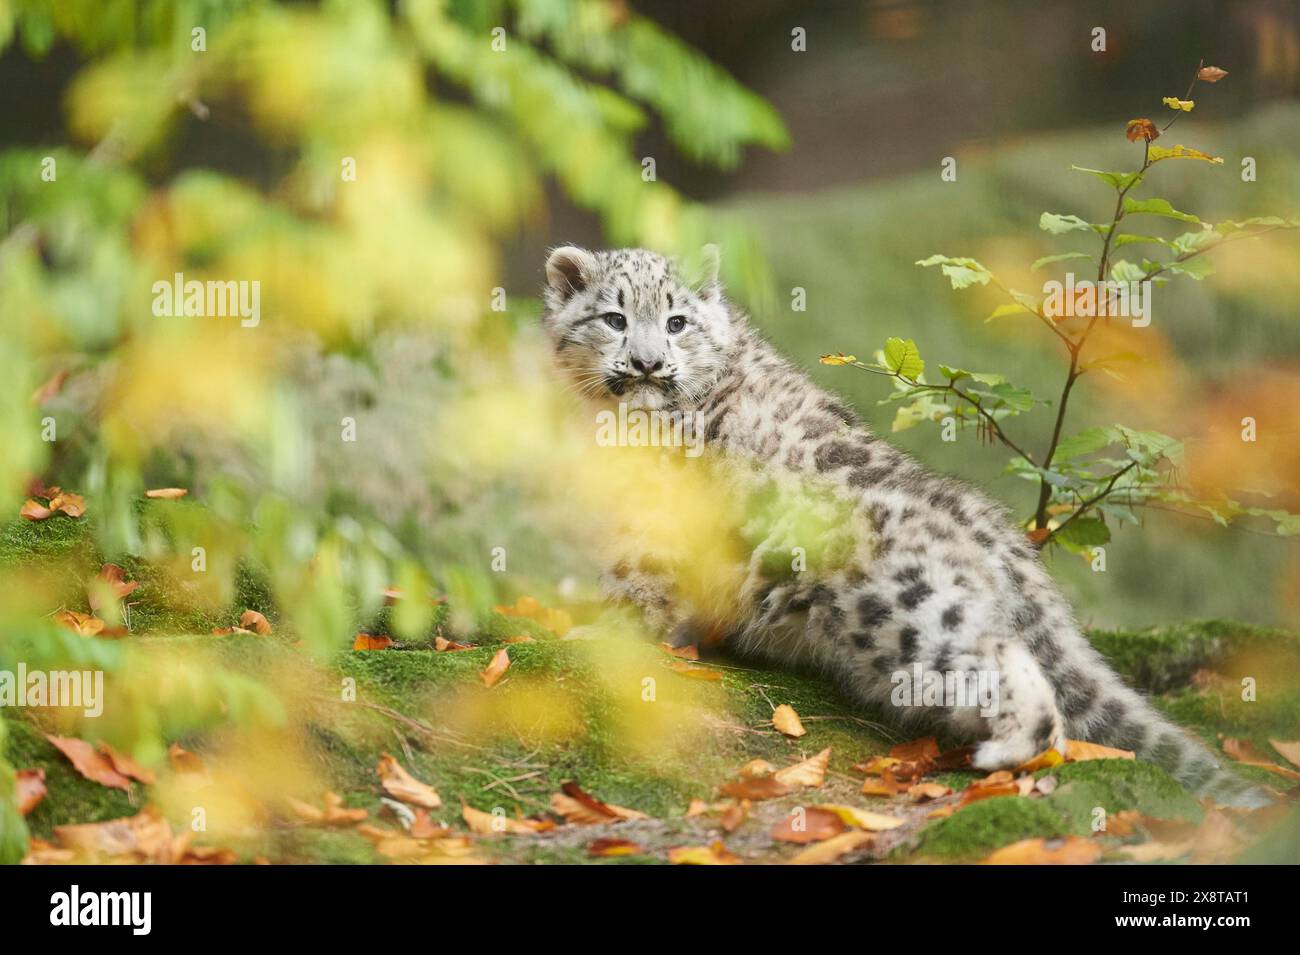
[630,356,664,376]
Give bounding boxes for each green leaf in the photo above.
[1109,259,1147,283]
[1112,234,1169,249]
[1039,212,1102,235]
[1070,166,1143,191]
[882,337,925,380]
[1054,426,1119,462]
[915,254,992,290]
[1164,256,1215,280]
[1054,517,1111,547]
[1031,251,1093,271]
[1123,197,1200,223]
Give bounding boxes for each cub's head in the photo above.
[540,246,740,411]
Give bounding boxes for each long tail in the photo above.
[1067,672,1269,808]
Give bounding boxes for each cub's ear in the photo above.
[544,246,598,304]
[695,243,723,304]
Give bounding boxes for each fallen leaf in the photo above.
[27,805,233,864]
[434,636,475,651]
[1222,737,1300,781]
[99,742,156,786]
[588,838,644,857]
[16,769,46,816]
[788,830,873,864]
[1270,739,1300,767]
[771,807,845,844]
[167,743,206,774]
[982,835,1101,865]
[550,781,647,824]
[44,735,130,791]
[908,782,952,802]
[1014,748,1065,773]
[860,776,906,797]
[1197,65,1228,83]
[145,487,188,500]
[239,609,272,635]
[353,633,395,650]
[88,563,139,612]
[288,791,368,825]
[772,704,807,738]
[891,737,940,763]
[53,609,108,637]
[738,759,777,779]
[1066,739,1135,762]
[377,754,442,809]
[719,776,793,801]
[20,499,54,521]
[659,642,699,660]
[720,799,750,833]
[773,747,831,788]
[480,648,511,687]
[409,810,452,840]
[213,626,256,636]
[668,840,741,865]
[685,798,710,817]
[812,804,905,830]
[462,803,552,835]
[493,595,572,637]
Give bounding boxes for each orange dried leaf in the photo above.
[480,647,511,687]
[550,781,647,824]
[44,735,131,791]
[719,776,793,801]
[16,768,47,816]
[588,837,644,857]
[772,703,807,738]
[462,803,551,835]
[53,609,107,637]
[353,633,394,650]
[145,487,188,500]
[908,782,952,802]
[1197,65,1228,83]
[738,759,777,779]
[20,499,54,521]
[434,636,475,651]
[668,840,741,865]
[659,641,699,660]
[770,807,846,844]
[99,742,156,786]
[239,609,272,635]
[1066,739,1135,762]
[982,835,1102,865]
[167,743,205,774]
[1222,738,1300,781]
[773,747,831,788]
[720,799,750,833]
[377,754,442,809]
[788,830,873,864]
[1125,118,1160,142]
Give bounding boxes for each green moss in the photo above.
[912,797,1069,860]
[1038,760,1202,835]
[1087,619,1300,694]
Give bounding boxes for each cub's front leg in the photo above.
[595,556,713,647]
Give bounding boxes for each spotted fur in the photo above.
[541,246,1264,806]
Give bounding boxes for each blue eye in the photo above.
[666,316,686,334]
[603,313,626,331]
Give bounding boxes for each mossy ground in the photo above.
[3,515,1298,864]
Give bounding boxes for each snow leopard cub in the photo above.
[540,244,1262,804]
